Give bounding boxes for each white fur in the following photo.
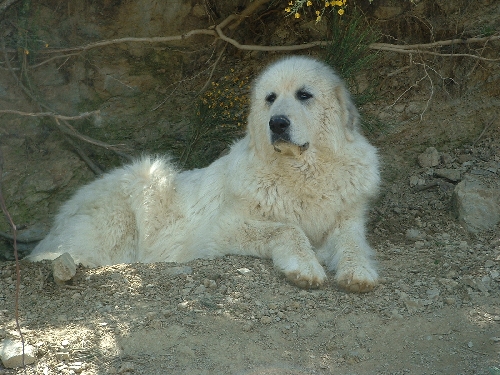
[30,56,380,291]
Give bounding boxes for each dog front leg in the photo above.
[222,220,326,289]
[317,214,378,293]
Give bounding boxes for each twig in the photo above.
[59,128,103,175]
[198,49,226,95]
[0,148,26,372]
[38,31,218,55]
[370,35,500,51]
[0,109,99,121]
[472,115,497,147]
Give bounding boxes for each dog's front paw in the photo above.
[336,264,378,293]
[283,258,327,289]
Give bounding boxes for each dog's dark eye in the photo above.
[297,90,313,101]
[265,93,277,104]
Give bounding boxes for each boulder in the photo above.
[452,178,500,232]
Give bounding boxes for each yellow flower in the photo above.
[289,1,293,4]
[325,1,330,7]
[338,8,344,15]
[316,15,322,21]
[24,49,29,55]
[285,7,291,12]
[306,0,312,5]
[315,10,321,15]
[294,12,301,18]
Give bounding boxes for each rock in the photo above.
[237,268,253,276]
[435,168,461,182]
[118,361,135,373]
[409,175,425,187]
[52,253,77,284]
[452,178,500,232]
[0,339,37,368]
[406,228,424,240]
[418,147,440,168]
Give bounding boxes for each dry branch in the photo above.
[0,109,99,120]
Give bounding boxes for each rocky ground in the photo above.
[1,1,500,374]
[0,121,499,375]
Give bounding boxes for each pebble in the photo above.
[118,362,135,373]
[485,260,495,268]
[418,147,440,168]
[435,168,461,182]
[260,316,273,324]
[406,228,424,240]
[237,268,253,276]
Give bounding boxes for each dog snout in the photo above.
[269,115,290,135]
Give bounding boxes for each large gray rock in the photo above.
[452,178,500,233]
[0,339,37,368]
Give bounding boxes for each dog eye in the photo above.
[296,90,313,101]
[265,93,277,104]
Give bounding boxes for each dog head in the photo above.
[247,56,360,158]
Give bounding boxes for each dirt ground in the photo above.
[1,107,499,374]
[1,1,500,374]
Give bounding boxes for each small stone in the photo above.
[444,297,456,305]
[485,260,495,268]
[426,288,440,299]
[242,322,254,332]
[260,316,273,324]
[467,341,473,348]
[118,362,135,373]
[406,228,423,240]
[490,270,500,279]
[418,147,440,168]
[237,268,253,276]
[435,168,461,182]
[409,175,425,187]
[61,339,70,348]
[52,253,77,284]
[203,279,217,289]
[56,351,70,361]
[0,339,37,368]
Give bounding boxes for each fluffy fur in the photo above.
[30,56,380,292]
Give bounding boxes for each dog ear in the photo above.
[335,84,360,142]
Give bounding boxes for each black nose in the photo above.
[269,116,290,135]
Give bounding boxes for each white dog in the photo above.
[30,56,380,292]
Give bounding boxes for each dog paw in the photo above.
[283,260,327,289]
[336,264,378,293]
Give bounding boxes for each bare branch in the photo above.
[370,34,500,51]
[0,109,99,120]
[39,30,217,55]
